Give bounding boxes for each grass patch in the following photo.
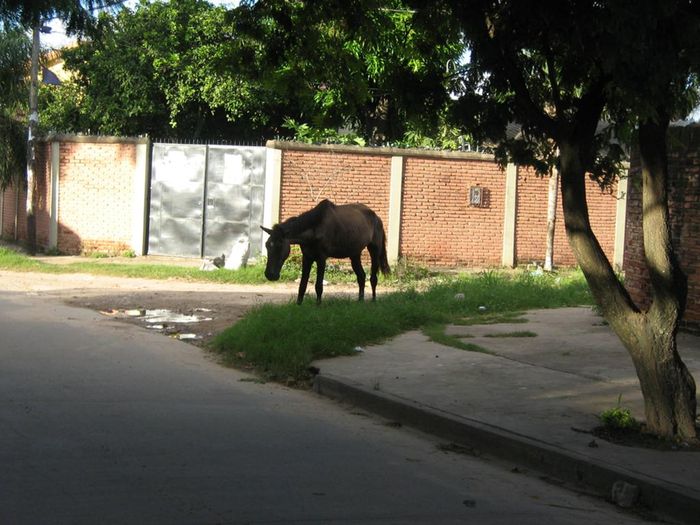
[453,311,528,326]
[422,324,491,354]
[0,245,418,287]
[484,331,537,338]
[212,269,593,381]
[0,245,338,285]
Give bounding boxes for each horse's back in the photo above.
[316,202,380,257]
[330,203,380,232]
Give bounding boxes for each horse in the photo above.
[261,199,390,304]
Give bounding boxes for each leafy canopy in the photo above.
[0,26,30,188]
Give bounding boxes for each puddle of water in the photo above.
[98,308,212,343]
[101,308,212,325]
[140,309,212,324]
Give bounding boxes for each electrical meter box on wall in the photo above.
[469,186,483,206]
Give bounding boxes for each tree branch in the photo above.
[543,37,562,114]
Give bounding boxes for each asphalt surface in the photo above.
[0,291,653,525]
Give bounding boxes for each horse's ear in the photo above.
[260,226,273,235]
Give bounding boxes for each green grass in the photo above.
[0,245,432,287]
[484,331,537,338]
[0,245,330,285]
[212,269,593,382]
[422,324,492,354]
[452,311,528,325]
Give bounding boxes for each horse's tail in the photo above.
[376,216,391,276]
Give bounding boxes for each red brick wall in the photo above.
[1,184,22,240]
[624,126,700,331]
[55,141,137,254]
[279,149,392,224]
[276,144,619,269]
[515,168,618,267]
[401,156,505,266]
[2,137,141,255]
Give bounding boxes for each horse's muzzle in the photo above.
[265,270,280,281]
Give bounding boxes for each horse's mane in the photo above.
[279,199,335,236]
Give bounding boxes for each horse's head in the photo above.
[261,225,291,281]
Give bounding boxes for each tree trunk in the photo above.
[635,116,696,440]
[558,136,696,442]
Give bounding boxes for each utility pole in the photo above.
[25,22,40,255]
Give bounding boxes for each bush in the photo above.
[599,402,640,432]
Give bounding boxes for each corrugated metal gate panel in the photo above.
[148,143,266,259]
[148,144,206,257]
[206,145,267,259]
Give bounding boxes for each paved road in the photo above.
[1,291,652,524]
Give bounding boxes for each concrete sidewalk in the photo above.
[312,307,700,524]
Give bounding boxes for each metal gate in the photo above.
[147,143,266,259]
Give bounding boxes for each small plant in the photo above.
[599,396,640,431]
[391,257,433,283]
[120,249,136,258]
[43,246,62,256]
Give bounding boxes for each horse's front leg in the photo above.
[297,254,313,305]
[315,258,326,304]
[350,255,366,301]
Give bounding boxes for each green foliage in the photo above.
[282,118,366,146]
[0,112,26,189]
[212,269,592,381]
[42,0,464,143]
[599,396,640,432]
[41,0,283,139]
[0,26,29,188]
[233,0,464,144]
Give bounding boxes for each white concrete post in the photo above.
[262,147,282,255]
[131,141,150,256]
[543,169,559,271]
[387,156,404,266]
[501,163,518,267]
[613,171,629,272]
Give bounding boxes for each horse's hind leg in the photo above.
[315,258,326,304]
[367,245,379,301]
[350,255,366,301]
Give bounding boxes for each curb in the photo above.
[314,373,700,525]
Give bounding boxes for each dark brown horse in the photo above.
[261,199,390,304]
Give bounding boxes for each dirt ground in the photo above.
[1,269,357,347]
